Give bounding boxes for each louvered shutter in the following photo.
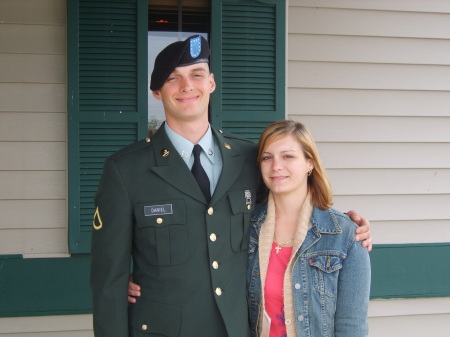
[210,0,285,141]
[68,0,148,254]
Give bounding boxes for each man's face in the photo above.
[152,62,216,124]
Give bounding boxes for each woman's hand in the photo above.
[347,210,372,252]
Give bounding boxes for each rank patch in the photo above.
[93,207,103,230]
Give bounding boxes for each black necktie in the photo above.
[191,144,211,202]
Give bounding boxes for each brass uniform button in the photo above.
[156,218,163,224]
[212,261,219,269]
[209,233,217,242]
[207,207,214,215]
[224,143,231,150]
[247,205,251,210]
[215,287,222,296]
[142,324,148,331]
[145,138,151,143]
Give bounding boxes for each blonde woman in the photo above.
[247,120,371,337]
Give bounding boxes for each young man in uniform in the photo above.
[91,36,372,337]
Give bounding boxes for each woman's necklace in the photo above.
[274,232,294,254]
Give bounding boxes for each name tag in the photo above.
[144,204,173,216]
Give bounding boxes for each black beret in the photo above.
[150,35,210,91]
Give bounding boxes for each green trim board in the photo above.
[210,0,286,141]
[369,243,450,299]
[67,0,148,254]
[1,243,449,317]
[0,255,92,317]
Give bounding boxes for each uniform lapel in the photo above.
[150,127,206,203]
[210,129,245,204]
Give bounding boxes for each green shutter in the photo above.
[68,0,148,254]
[210,0,285,141]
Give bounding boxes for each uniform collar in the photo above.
[164,122,215,164]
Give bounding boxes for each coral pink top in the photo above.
[264,242,293,337]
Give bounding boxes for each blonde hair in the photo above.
[257,120,333,210]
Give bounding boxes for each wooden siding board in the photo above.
[0,0,66,25]
[293,116,450,142]
[0,113,66,141]
[0,200,66,229]
[0,54,66,83]
[372,220,450,244]
[288,62,450,91]
[317,143,450,169]
[0,315,92,333]
[333,195,450,221]
[0,229,67,255]
[369,297,450,317]
[288,7,450,39]
[368,314,450,337]
[328,169,450,195]
[290,0,450,13]
[288,34,450,65]
[0,24,66,54]
[287,88,450,117]
[0,142,66,170]
[0,84,66,113]
[0,171,65,200]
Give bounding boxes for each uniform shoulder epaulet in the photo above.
[217,129,256,145]
[109,137,152,160]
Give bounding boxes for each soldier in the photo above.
[91,35,371,337]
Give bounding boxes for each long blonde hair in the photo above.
[257,120,333,210]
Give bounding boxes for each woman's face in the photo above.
[260,134,313,197]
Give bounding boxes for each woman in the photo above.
[247,120,370,337]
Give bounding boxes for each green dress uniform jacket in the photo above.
[91,125,259,337]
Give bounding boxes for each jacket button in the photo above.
[215,287,222,296]
[142,324,148,330]
[297,315,304,321]
[207,207,214,215]
[210,233,217,242]
[295,283,301,289]
[156,218,163,224]
[212,261,219,269]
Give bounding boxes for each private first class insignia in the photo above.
[93,207,103,230]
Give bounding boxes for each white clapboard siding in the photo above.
[0,228,67,255]
[328,169,450,195]
[294,115,450,142]
[317,143,450,169]
[0,315,93,337]
[0,171,65,200]
[0,142,66,170]
[0,0,67,261]
[371,220,450,244]
[0,200,66,229]
[0,0,66,24]
[288,89,450,117]
[0,113,66,141]
[0,83,66,113]
[333,195,450,221]
[0,54,66,83]
[288,7,450,39]
[289,34,450,65]
[289,62,450,91]
[290,0,450,13]
[0,24,66,54]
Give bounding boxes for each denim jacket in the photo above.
[247,203,371,337]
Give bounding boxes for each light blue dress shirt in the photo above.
[165,123,223,196]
